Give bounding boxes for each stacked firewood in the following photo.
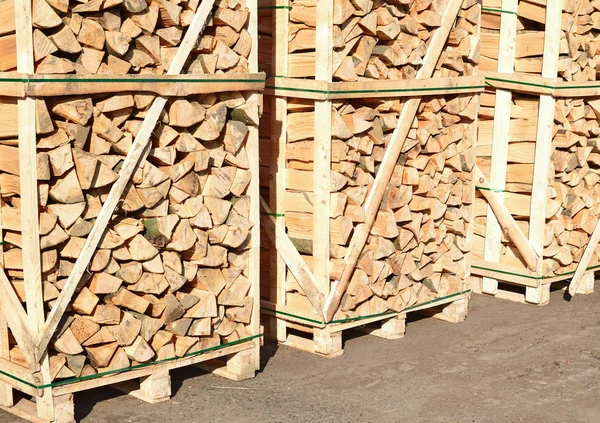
[0,89,257,379]
[480,0,600,81]
[0,0,253,74]
[474,91,600,276]
[0,0,260,379]
[284,94,476,319]
[258,0,480,80]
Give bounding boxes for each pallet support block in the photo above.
[357,315,407,341]
[427,297,470,323]
[197,349,256,382]
[575,273,595,295]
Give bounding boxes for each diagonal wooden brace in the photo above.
[260,196,325,313]
[0,267,38,372]
[34,0,218,360]
[474,166,540,273]
[322,0,464,322]
[568,218,600,296]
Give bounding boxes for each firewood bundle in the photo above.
[0,0,253,74]
[259,0,480,81]
[481,0,600,82]
[283,94,476,319]
[0,88,258,379]
[475,92,600,277]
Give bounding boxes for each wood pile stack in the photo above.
[0,0,255,74]
[258,0,481,355]
[0,0,264,419]
[473,0,600,303]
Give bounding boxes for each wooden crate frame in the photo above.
[259,0,483,356]
[0,0,265,421]
[473,1,600,303]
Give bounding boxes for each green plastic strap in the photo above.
[486,75,600,92]
[261,212,285,217]
[0,335,262,390]
[263,290,471,325]
[257,5,292,9]
[266,84,486,96]
[485,76,551,90]
[481,7,517,14]
[476,185,506,193]
[0,77,265,84]
[472,263,600,280]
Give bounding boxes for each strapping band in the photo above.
[481,7,517,14]
[257,5,292,9]
[261,212,285,217]
[476,185,507,193]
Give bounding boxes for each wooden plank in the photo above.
[23,74,265,97]
[482,0,518,296]
[269,0,290,343]
[260,197,325,313]
[529,0,561,283]
[465,8,482,285]
[0,267,36,371]
[568,221,600,295]
[483,71,554,95]
[471,258,540,287]
[474,166,540,271]
[265,75,486,100]
[35,0,218,361]
[0,194,13,407]
[246,0,261,371]
[14,0,55,417]
[312,0,333,296]
[322,0,464,322]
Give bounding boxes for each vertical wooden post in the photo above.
[482,0,517,295]
[246,0,261,371]
[14,0,55,419]
[464,5,482,291]
[312,0,334,295]
[269,0,290,342]
[526,0,562,304]
[0,199,12,407]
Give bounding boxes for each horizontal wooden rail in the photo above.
[484,71,600,97]
[0,73,266,97]
[265,75,486,100]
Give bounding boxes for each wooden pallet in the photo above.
[262,292,470,358]
[0,339,258,423]
[471,271,596,305]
